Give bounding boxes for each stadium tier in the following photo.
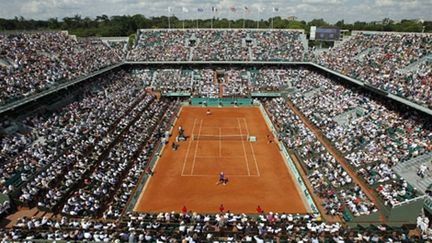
[127,29,306,62]
[0,30,431,110]
[314,32,432,109]
[0,29,432,241]
[0,32,123,105]
[3,213,424,242]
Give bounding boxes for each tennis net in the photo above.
[191,134,249,141]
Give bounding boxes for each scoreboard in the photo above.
[310,26,341,41]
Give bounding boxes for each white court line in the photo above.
[202,126,241,129]
[181,174,260,177]
[134,106,184,211]
[181,119,197,176]
[219,128,222,158]
[190,119,203,175]
[237,118,251,176]
[191,133,248,137]
[243,118,261,176]
[195,156,245,159]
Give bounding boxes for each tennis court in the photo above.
[181,117,260,177]
[134,106,309,214]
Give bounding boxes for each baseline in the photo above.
[181,174,260,177]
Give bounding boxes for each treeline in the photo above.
[0,15,430,37]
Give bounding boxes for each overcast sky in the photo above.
[0,0,430,23]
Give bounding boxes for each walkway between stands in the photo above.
[289,153,343,223]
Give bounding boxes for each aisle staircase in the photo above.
[399,54,432,74]
[300,33,308,60]
[393,152,432,193]
[0,57,11,67]
[219,83,224,98]
[303,87,322,98]
[354,47,378,60]
[333,107,365,126]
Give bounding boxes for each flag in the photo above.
[168,7,173,13]
[272,7,279,12]
[197,8,204,12]
[212,6,217,12]
[182,7,189,13]
[230,6,236,12]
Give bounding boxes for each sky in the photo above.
[0,0,430,23]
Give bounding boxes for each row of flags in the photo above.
[168,6,280,13]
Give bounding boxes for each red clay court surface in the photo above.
[134,106,309,214]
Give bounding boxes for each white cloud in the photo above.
[0,0,429,23]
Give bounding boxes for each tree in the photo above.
[287,20,306,29]
[308,18,329,27]
[47,18,60,29]
[0,15,429,37]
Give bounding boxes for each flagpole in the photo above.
[257,8,262,29]
[228,7,231,29]
[257,10,259,29]
[182,8,188,29]
[168,15,171,29]
[243,7,245,28]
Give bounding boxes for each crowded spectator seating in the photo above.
[250,67,296,92]
[5,212,427,242]
[1,70,142,197]
[130,68,215,96]
[152,69,193,94]
[2,29,432,241]
[251,31,304,61]
[222,69,251,96]
[131,67,298,97]
[2,66,429,217]
[0,32,122,105]
[128,31,191,61]
[264,98,378,221]
[106,40,128,59]
[1,69,179,221]
[286,68,431,207]
[61,98,178,217]
[127,29,305,62]
[193,30,249,61]
[192,68,218,98]
[315,32,432,109]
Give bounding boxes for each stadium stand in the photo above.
[127,29,305,62]
[130,67,297,97]
[0,32,122,105]
[4,213,427,242]
[315,32,432,109]
[286,68,431,208]
[265,98,378,220]
[106,40,128,59]
[0,29,431,241]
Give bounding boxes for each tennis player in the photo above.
[216,171,226,185]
